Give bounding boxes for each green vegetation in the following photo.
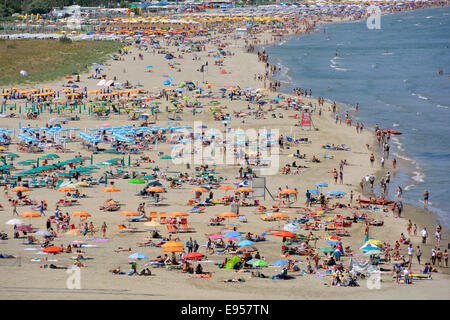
[0,39,123,86]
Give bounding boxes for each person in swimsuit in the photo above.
[423,190,429,209]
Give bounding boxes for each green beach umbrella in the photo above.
[128,178,145,184]
[250,260,268,267]
[319,247,335,253]
[6,153,19,158]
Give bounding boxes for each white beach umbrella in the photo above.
[6,219,25,225]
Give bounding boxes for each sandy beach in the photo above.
[0,6,449,300]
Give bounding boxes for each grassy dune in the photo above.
[0,39,123,86]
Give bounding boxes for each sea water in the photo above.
[265,7,450,226]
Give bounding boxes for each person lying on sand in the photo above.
[110,265,121,274]
[222,277,245,283]
[114,247,131,252]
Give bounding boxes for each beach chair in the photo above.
[180,224,195,233]
[117,224,138,232]
[166,224,178,233]
[190,206,206,213]
[149,211,157,221]
[159,212,166,223]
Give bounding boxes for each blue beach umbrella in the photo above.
[128,253,149,260]
[271,260,289,266]
[315,182,328,188]
[325,191,346,196]
[238,240,254,247]
[223,231,241,238]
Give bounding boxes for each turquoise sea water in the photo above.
[265,7,450,226]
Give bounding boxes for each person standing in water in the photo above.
[423,190,429,210]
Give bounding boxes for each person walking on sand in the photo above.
[435,229,441,246]
[407,244,413,264]
[12,201,18,216]
[416,246,422,265]
[369,153,375,167]
[102,222,107,238]
[444,250,448,268]
[421,227,428,244]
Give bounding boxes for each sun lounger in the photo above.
[180,224,195,233]
[149,212,158,221]
[117,224,138,232]
[128,214,145,222]
[159,213,166,224]
[260,215,276,221]
[166,224,178,233]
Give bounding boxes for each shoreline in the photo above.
[257,8,449,233]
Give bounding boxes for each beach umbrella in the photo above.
[6,153,19,158]
[43,246,63,254]
[272,230,296,238]
[280,189,298,195]
[209,234,222,240]
[325,191,346,196]
[271,260,289,266]
[128,253,149,260]
[364,239,383,246]
[309,190,321,194]
[182,252,204,261]
[102,186,120,193]
[15,225,33,232]
[169,211,189,217]
[191,187,208,193]
[146,186,165,193]
[57,186,76,192]
[217,212,239,218]
[35,229,51,236]
[315,182,328,188]
[162,247,185,253]
[161,241,183,248]
[12,186,30,192]
[223,231,241,238]
[238,240,254,247]
[6,219,24,226]
[20,211,41,218]
[218,185,234,191]
[250,259,268,267]
[319,247,335,253]
[364,250,382,256]
[235,187,253,193]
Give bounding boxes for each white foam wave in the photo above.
[437,104,449,109]
[330,64,350,72]
[412,171,425,183]
[403,79,408,83]
[392,152,411,161]
[418,95,428,100]
[426,16,433,19]
[393,123,400,127]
